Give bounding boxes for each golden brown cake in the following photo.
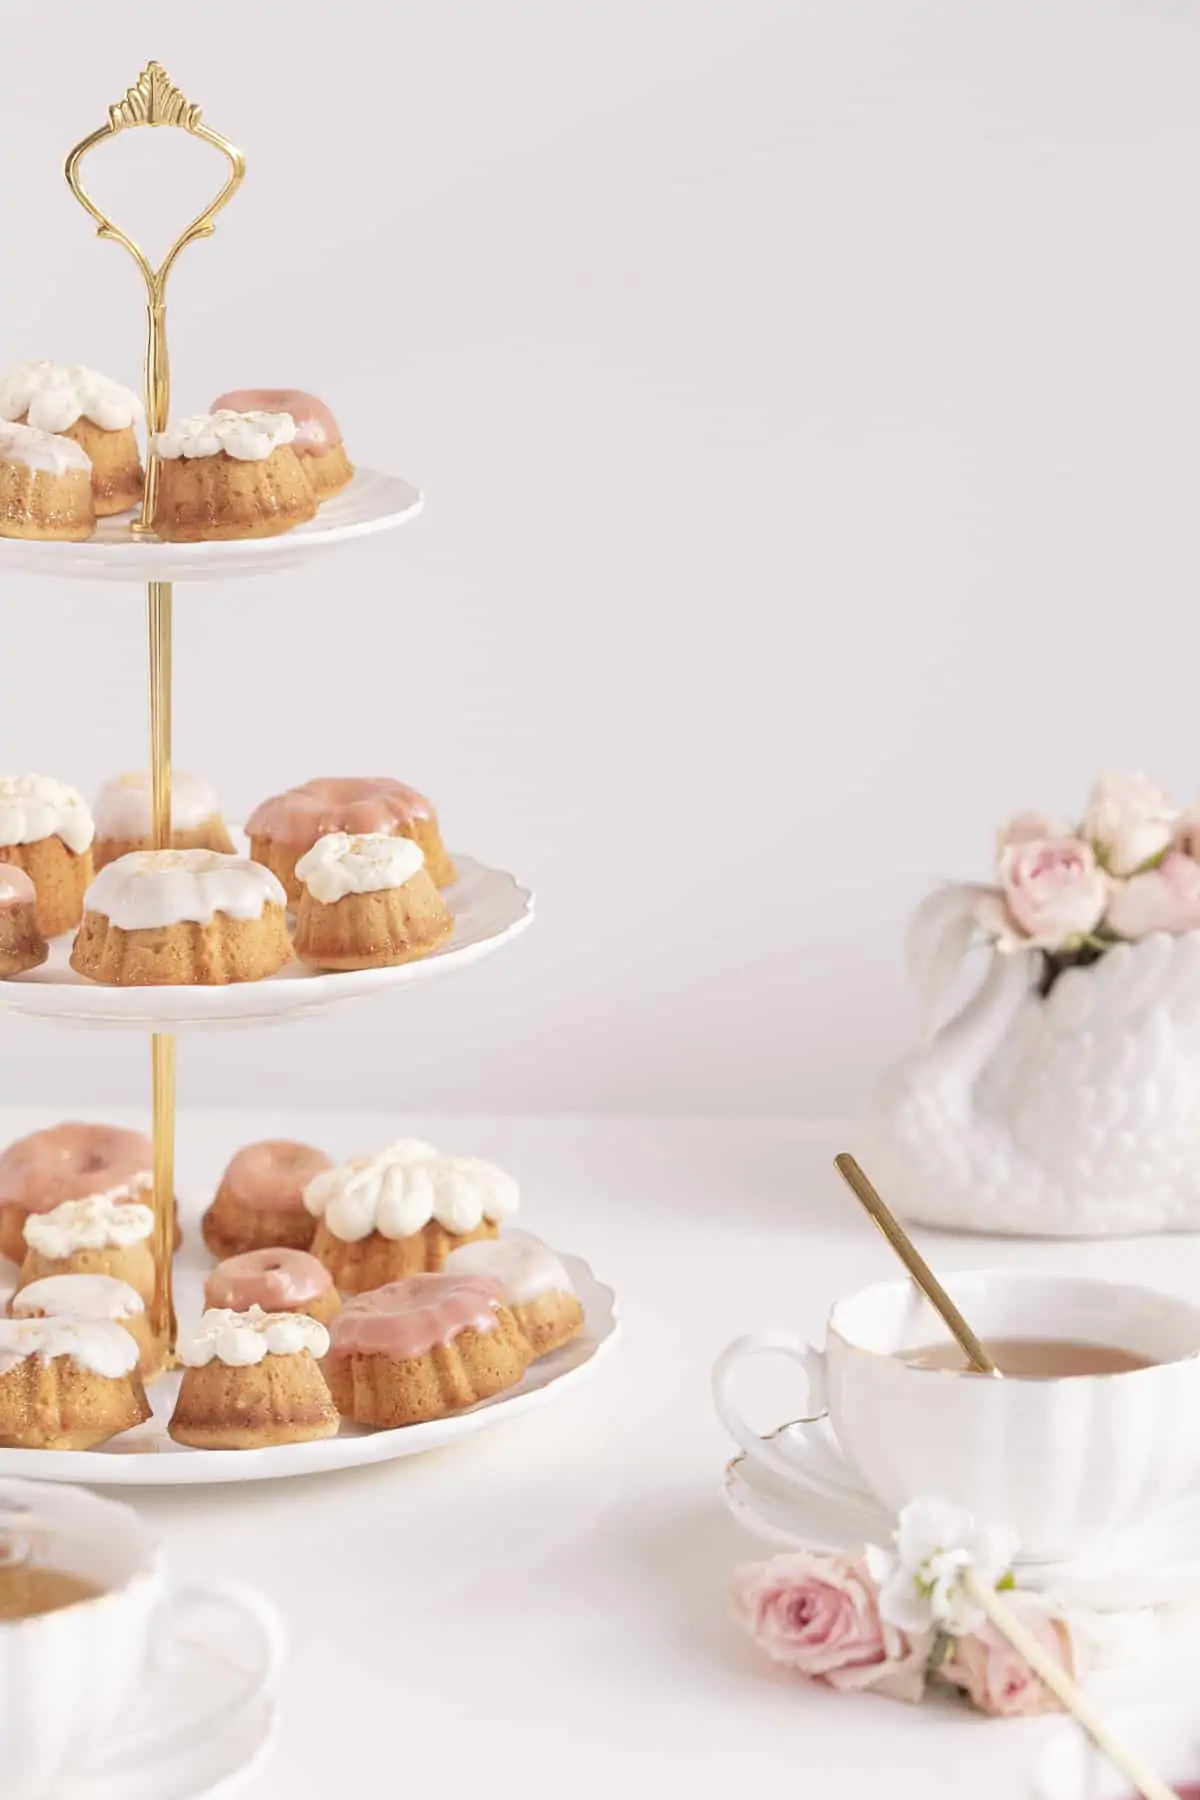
[18,1183,157,1306]
[0,422,96,541]
[0,1121,152,1267]
[305,1140,519,1295]
[70,849,292,986]
[445,1231,585,1357]
[292,833,453,971]
[10,1272,163,1380]
[202,1140,330,1258]
[0,775,95,937]
[168,1307,339,1449]
[0,866,48,975]
[326,1273,531,1427]
[0,1317,150,1449]
[151,411,317,542]
[0,361,144,516]
[246,777,456,902]
[204,1248,340,1326]
[92,772,234,872]
[212,388,353,499]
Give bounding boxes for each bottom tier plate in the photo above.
[0,1238,618,1486]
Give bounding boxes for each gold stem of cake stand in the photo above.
[148,580,176,1349]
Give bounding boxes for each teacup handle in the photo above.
[712,1331,832,1485]
[89,1580,283,1777]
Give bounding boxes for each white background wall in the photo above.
[2,0,1200,1114]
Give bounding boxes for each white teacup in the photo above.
[0,1477,282,1796]
[1032,1704,1200,1797]
[712,1270,1200,1559]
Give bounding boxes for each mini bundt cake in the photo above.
[212,388,353,498]
[92,772,234,871]
[201,1140,330,1258]
[151,411,317,541]
[10,1272,161,1380]
[70,849,292,986]
[169,1306,339,1449]
[292,833,453,970]
[0,1122,152,1266]
[305,1140,519,1294]
[326,1273,531,1427]
[19,1182,157,1305]
[445,1231,585,1357]
[246,777,456,901]
[0,1317,150,1449]
[0,866,48,975]
[0,775,95,936]
[0,361,143,516]
[204,1248,339,1326]
[0,422,95,541]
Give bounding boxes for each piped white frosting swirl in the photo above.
[0,1316,139,1378]
[295,831,426,903]
[178,1304,329,1368]
[304,1141,519,1243]
[94,772,222,839]
[444,1231,576,1304]
[23,1181,154,1258]
[11,1272,145,1321]
[0,362,142,433]
[83,849,286,930]
[0,421,92,476]
[152,410,296,462]
[0,775,94,853]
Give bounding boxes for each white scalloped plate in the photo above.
[0,1248,618,1486]
[0,468,422,583]
[0,855,532,1030]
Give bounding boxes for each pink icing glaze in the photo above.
[0,866,36,909]
[220,1139,331,1215]
[211,389,342,455]
[205,1247,332,1312]
[246,778,433,850]
[328,1272,505,1360]
[0,1122,151,1215]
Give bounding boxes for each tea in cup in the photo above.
[0,1477,282,1796]
[712,1270,1200,1559]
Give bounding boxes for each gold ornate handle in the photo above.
[64,61,245,529]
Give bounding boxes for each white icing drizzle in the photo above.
[0,1316,139,1378]
[178,1304,329,1368]
[295,831,426,903]
[83,849,286,930]
[0,362,142,433]
[152,410,297,462]
[0,775,94,854]
[304,1142,519,1243]
[94,772,222,839]
[12,1273,145,1322]
[0,420,92,476]
[444,1231,575,1304]
[23,1182,154,1259]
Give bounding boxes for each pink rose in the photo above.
[731,1552,930,1703]
[941,1592,1081,1718]
[1083,773,1177,876]
[996,810,1069,853]
[982,837,1108,952]
[1106,851,1200,940]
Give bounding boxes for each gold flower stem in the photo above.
[147,577,175,1349]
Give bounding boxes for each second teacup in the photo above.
[712,1270,1200,1560]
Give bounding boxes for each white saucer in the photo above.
[723,1422,1200,1613]
[67,1632,276,1798]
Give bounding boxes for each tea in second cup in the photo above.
[713,1270,1200,1559]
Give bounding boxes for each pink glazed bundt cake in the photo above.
[201,1140,331,1258]
[204,1248,340,1327]
[0,1123,152,1266]
[0,866,48,975]
[212,389,353,498]
[246,778,456,902]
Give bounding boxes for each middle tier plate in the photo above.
[0,854,532,1030]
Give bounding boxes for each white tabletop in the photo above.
[6,1107,1193,1798]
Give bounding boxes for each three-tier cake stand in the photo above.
[0,62,618,1483]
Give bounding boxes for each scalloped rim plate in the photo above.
[0,468,422,583]
[0,854,533,1030]
[0,1249,618,1486]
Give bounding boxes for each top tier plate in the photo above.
[0,469,422,583]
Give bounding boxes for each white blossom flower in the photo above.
[866,1495,1019,1638]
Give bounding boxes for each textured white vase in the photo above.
[865,886,1200,1236]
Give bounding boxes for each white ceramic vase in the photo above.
[865,885,1200,1236]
